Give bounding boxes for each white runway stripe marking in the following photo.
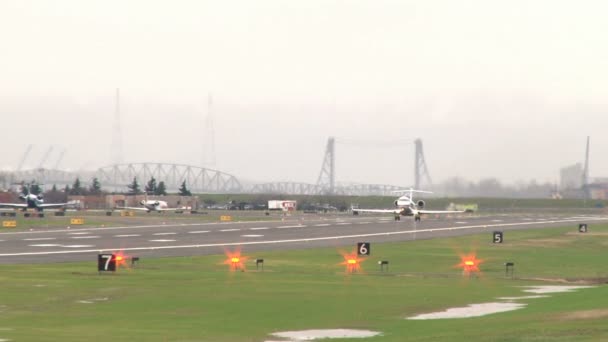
[188,230,210,234]
[29,244,60,247]
[24,238,55,241]
[62,245,94,248]
[220,229,240,232]
[249,227,269,230]
[71,236,99,239]
[277,225,305,229]
[314,224,331,227]
[149,239,176,242]
[67,232,90,235]
[336,223,352,225]
[241,234,264,238]
[153,232,176,236]
[114,234,140,237]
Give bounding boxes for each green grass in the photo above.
[1,225,608,341]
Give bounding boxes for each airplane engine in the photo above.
[37,194,44,200]
[140,200,147,205]
[394,200,399,207]
[154,201,160,206]
[417,200,425,209]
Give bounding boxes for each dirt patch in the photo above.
[516,238,571,248]
[556,309,608,321]
[565,232,608,236]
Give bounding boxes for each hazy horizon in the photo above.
[2,1,607,187]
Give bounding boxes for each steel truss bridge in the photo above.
[96,163,242,193]
[248,182,406,196]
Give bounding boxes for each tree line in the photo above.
[26,177,193,196]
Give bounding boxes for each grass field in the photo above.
[1,224,607,341]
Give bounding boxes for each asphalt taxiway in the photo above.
[0,213,605,263]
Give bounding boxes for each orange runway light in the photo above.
[456,252,484,276]
[339,250,365,273]
[223,248,249,271]
[112,251,130,268]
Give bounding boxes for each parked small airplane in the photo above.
[352,189,466,221]
[119,199,182,213]
[0,184,67,212]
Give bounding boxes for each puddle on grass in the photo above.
[76,297,109,304]
[522,286,594,294]
[497,295,548,301]
[268,329,381,341]
[407,302,526,320]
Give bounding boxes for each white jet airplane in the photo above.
[0,185,67,212]
[119,199,183,213]
[352,189,466,221]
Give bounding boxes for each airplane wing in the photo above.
[38,203,67,208]
[117,206,152,212]
[0,203,27,209]
[418,209,467,214]
[352,208,403,214]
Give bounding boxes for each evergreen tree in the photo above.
[64,184,71,194]
[70,178,84,195]
[178,180,192,196]
[127,177,141,195]
[156,181,167,196]
[51,184,58,192]
[145,177,157,194]
[89,177,102,195]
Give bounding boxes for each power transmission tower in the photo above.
[582,136,590,199]
[316,137,335,194]
[414,138,432,189]
[111,88,124,164]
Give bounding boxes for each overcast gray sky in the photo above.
[1,0,607,187]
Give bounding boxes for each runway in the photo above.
[0,213,605,264]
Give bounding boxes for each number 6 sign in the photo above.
[357,242,370,256]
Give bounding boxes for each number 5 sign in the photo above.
[357,242,370,256]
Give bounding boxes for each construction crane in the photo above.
[38,146,54,169]
[53,148,66,170]
[17,144,33,171]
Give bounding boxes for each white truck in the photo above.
[268,200,297,211]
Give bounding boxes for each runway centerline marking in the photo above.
[4,217,606,257]
[250,227,269,230]
[314,224,331,227]
[188,231,210,234]
[241,234,264,238]
[277,225,305,229]
[149,239,176,242]
[71,236,99,239]
[24,238,55,241]
[114,234,140,237]
[220,228,241,232]
[153,232,177,236]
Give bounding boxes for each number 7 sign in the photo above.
[98,254,116,272]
